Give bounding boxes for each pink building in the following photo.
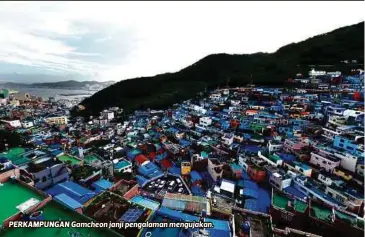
[283,138,309,153]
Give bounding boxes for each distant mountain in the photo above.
[71,21,362,116]
[0,80,115,90]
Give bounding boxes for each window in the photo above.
[322,161,327,164]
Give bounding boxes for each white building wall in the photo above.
[310,152,340,173]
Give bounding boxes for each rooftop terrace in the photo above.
[0,181,44,224]
[310,203,333,224]
[272,193,307,213]
[58,154,81,166]
[0,201,121,237]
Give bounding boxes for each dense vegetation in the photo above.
[0,130,24,151]
[77,22,364,117]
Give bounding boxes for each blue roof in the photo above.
[168,166,181,175]
[179,139,191,147]
[242,145,260,153]
[243,180,259,191]
[191,185,205,197]
[49,143,61,149]
[190,171,202,182]
[244,199,259,212]
[130,196,160,210]
[54,193,82,210]
[204,218,231,237]
[167,127,179,133]
[284,186,307,200]
[114,160,131,170]
[91,179,113,191]
[136,175,148,186]
[157,207,199,222]
[51,149,63,156]
[231,163,241,171]
[293,161,311,171]
[243,188,258,199]
[119,208,144,222]
[237,180,245,188]
[205,218,230,231]
[241,171,252,181]
[46,181,96,204]
[138,162,163,178]
[278,152,296,162]
[257,188,271,213]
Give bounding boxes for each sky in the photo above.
[0,1,363,83]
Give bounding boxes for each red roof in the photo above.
[135,154,149,165]
[148,152,157,160]
[160,159,172,169]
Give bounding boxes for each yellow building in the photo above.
[334,168,353,181]
[181,161,191,175]
[45,116,68,125]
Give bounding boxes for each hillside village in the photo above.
[0,68,364,237]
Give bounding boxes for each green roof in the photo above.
[0,181,44,223]
[0,201,121,237]
[357,218,364,229]
[58,154,81,165]
[335,210,356,226]
[272,193,307,213]
[1,147,25,161]
[84,154,101,163]
[269,154,282,162]
[311,204,333,223]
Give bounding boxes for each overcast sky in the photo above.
[0,1,363,82]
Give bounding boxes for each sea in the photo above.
[6,86,99,101]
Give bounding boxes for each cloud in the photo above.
[0,2,363,82]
